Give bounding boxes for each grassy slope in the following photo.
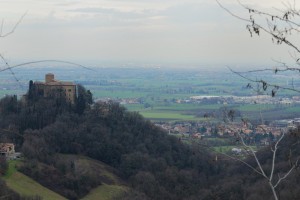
[4,156,129,200]
[81,184,127,200]
[4,161,67,200]
[69,155,128,200]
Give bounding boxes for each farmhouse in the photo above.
[0,143,15,158]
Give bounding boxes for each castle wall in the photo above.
[33,74,76,104]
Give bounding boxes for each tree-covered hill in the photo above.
[1,85,300,200]
[0,86,217,200]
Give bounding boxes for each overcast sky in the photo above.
[0,0,296,68]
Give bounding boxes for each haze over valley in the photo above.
[1,0,300,200]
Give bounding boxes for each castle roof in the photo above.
[45,80,75,86]
[34,79,75,86]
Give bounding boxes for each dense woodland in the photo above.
[0,84,300,199]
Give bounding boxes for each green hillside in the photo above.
[3,156,128,200]
[4,161,67,200]
[0,91,215,200]
[62,155,128,200]
[81,184,127,200]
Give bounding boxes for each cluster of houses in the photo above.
[154,117,299,146]
[155,120,299,155]
[104,95,300,107]
[180,95,300,105]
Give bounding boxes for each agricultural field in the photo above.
[125,102,300,122]
[139,110,204,122]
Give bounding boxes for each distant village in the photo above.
[96,94,300,106]
[154,117,300,146]
[95,94,300,148]
[186,95,300,105]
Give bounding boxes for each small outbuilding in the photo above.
[231,148,242,154]
[0,143,15,158]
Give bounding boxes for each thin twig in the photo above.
[237,0,300,27]
[0,60,95,72]
[194,140,265,176]
[216,0,300,53]
[270,132,285,181]
[228,67,300,93]
[216,0,250,23]
[274,158,299,188]
[238,132,268,178]
[0,12,27,38]
[0,54,23,89]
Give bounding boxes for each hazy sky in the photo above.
[0,0,296,68]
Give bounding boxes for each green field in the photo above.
[213,146,238,153]
[234,104,278,112]
[154,104,222,111]
[92,90,147,99]
[213,145,258,153]
[139,110,205,121]
[124,102,300,122]
[125,103,221,122]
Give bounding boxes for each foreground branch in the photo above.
[0,60,95,72]
[0,12,27,38]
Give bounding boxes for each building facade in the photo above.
[0,143,15,158]
[32,73,76,104]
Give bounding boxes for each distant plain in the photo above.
[0,66,299,122]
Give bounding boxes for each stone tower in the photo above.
[45,73,55,83]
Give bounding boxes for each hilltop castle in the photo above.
[29,73,77,104]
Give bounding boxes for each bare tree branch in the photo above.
[270,131,285,181]
[274,158,299,188]
[0,12,27,38]
[0,54,23,89]
[237,0,300,27]
[0,19,3,36]
[228,66,300,93]
[216,0,300,53]
[216,0,250,23]
[217,1,300,199]
[0,60,95,72]
[193,140,265,176]
[238,131,268,178]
